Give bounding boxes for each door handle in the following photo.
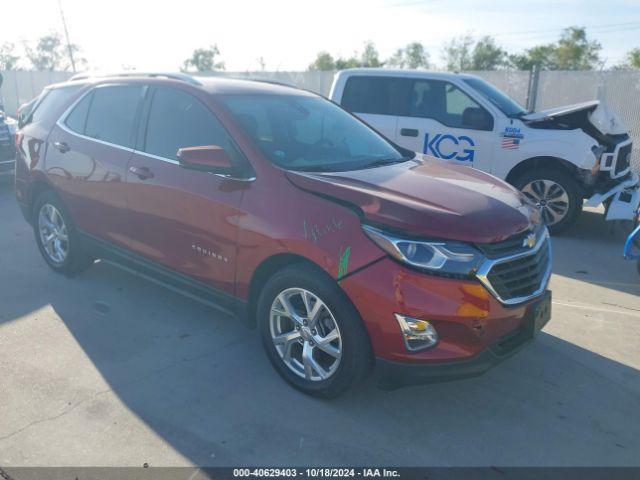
[129,165,154,180]
[53,141,70,153]
[400,128,419,137]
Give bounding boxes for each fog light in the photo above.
[394,314,439,352]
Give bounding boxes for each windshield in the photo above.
[463,78,527,117]
[221,95,410,172]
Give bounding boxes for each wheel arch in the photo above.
[26,179,57,223]
[505,156,579,186]
[247,253,327,327]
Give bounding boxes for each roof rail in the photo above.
[242,78,300,90]
[68,71,202,86]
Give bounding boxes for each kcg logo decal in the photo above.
[423,133,475,162]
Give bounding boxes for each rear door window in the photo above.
[142,86,242,163]
[341,76,410,115]
[84,85,144,148]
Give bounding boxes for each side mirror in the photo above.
[177,145,233,173]
[462,107,493,131]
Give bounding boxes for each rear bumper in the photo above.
[375,290,551,389]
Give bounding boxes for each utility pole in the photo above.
[58,0,76,72]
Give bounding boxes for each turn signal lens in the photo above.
[394,314,439,352]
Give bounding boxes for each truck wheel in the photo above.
[33,190,94,276]
[257,264,372,398]
[513,170,582,233]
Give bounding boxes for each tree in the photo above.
[617,47,640,69]
[509,27,602,70]
[308,51,336,71]
[554,27,601,69]
[182,45,225,72]
[442,35,507,71]
[360,41,383,67]
[387,42,430,69]
[307,42,383,71]
[0,42,20,70]
[25,33,81,71]
[334,56,359,70]
[442,35,474,71]
[509,45,557,70]
[471,36,507,70]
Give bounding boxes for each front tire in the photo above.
[33,190,94,276]
[513,169,582,234]
[257,264,372,398]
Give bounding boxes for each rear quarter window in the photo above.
[28,85,82,127]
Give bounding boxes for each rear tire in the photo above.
[257,263,372,398]
[32,190,94,276]
[512,169,582,234]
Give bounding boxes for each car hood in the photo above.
[521,100,600,123]
[286,156,539,244]
[521,100,628,135]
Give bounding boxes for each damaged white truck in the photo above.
[329,69,638,233]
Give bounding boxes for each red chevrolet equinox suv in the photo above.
[15,73,551,397]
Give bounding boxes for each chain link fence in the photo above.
[1,68,639,171]
[536,71,640,172]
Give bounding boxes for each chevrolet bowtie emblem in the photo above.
[523,232,536,249]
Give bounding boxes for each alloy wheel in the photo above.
[269,288,342,382]
[38,204,69,264]
[521,179,570,226]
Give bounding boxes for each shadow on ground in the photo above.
[551,209,639,296]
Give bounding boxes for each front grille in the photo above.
[477,222,546,259]
[615,142,632,175]
[476,226,543,259]
[485,239,550,300]
[476,227,551,304]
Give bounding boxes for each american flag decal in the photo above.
[501,137,520,149]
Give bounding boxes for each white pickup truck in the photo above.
[329,69,638,232]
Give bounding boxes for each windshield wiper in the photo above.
[362,156,411,169]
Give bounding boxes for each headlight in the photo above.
[363,225,484,277]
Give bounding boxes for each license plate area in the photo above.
[530,290,552,335]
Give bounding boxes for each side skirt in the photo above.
[79,232,252,327]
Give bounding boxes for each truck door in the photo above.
[395,79,496,173]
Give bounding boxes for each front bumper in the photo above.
[374,291,551,389]
[340,257,551,373]
[585,172,639,221]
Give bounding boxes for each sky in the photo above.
[2,0,640,71]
